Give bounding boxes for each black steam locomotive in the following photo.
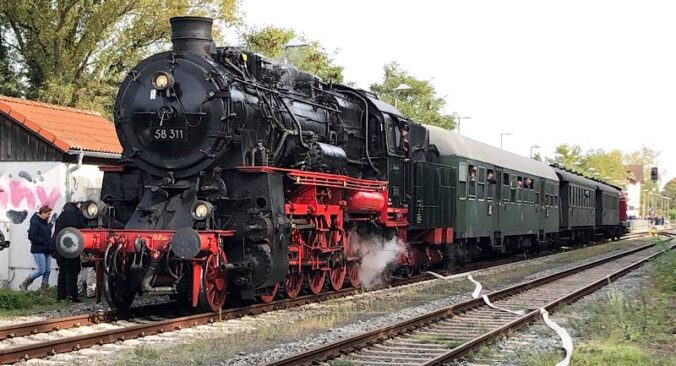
[56,16,625,312]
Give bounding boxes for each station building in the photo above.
[0,95,121,289]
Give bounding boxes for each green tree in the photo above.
[369,62,454,129]
[582,149,627,187]
[546,145,629,187]
[547,144,584,172]
[241,26,343,83]
[532,151,543,162]
[662,178,676,202]
[0,17,22,97]
[0,0,240,116]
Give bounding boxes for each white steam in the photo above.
[350,231,408,289]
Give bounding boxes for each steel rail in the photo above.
[0,303,175,341]
[0,231,661,363]
[264,239,671,366]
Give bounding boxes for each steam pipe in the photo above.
[65,149,84,202]
[279,97,310,148]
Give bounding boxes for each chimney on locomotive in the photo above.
[169,16,215,57]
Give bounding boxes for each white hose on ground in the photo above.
[467,275,525,315]
[540,308,573,366]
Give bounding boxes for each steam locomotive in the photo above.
[55,16,626,312]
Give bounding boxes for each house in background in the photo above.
[0,95,121,290]
[625,164,643,219]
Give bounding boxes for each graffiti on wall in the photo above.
[0,168,63,224]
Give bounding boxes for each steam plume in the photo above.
[350,230,407,289]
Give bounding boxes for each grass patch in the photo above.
[523,341,668,366]
[0,287,73,317]
[330,360,354,366]
[442,339,463,348]
[412,334,449,343]
[472,344,496,360]
[521,248,676,365]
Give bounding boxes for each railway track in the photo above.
[0,231,664,364]
[265,237,673,366]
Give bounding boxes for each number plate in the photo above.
[151,127,187,141]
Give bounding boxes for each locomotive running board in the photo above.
[235,166,388,192]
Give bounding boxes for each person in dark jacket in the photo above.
[20,205,53,291]
[50,202,88,302]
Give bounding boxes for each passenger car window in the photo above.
[458,162,467,199]
[486,169,496,201]
[459,162,467,182]
[510,175,517,203]
[468,165,477,198]
[477,167,486,200]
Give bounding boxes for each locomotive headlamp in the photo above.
[82,200,100,219]
[152,71,174,91]
[191,201,213,220]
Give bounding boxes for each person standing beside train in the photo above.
[51,202,88,302]
[20,206,53,291]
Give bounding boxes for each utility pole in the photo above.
[529,144,540,159]
[392,83,412,109]
[500,132,512,149]
[451,112,471,134]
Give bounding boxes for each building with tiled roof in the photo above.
[0,95,121,290]
[0,95,121,161]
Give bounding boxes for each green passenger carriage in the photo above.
[425,126,560,260]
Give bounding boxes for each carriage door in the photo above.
[492,167,503,248]
[595,188,603,228]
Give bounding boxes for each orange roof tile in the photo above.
[0,95,122,155]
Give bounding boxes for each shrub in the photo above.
[0,288,60,311]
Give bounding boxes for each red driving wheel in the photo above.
[307,269,325,295]
[284,271,303,299]
[347,261,361,288]
[258,282,279,303]
[198,248,228,312]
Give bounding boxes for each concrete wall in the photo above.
[0,162,103,289]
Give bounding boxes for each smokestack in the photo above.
[170,16,214,57]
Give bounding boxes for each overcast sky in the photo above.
[237,0,674,185]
